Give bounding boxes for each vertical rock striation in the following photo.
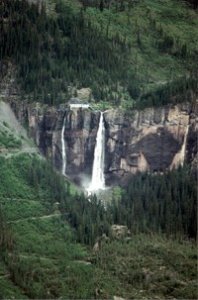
[104,103,197,184]
[9,101,197,186]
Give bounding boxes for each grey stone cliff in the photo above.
[10,100,197,186]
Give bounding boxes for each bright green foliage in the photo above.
[0,154,110,245]
[0,0,197,109]
[0,272,27,299]
[0,129,22,149]
[0,153,197,298]
[0,155,98,298]
[93,234,197,299]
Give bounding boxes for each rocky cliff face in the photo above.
[11,102,100,185]
[104,103,197,184]
[10,101,197,186]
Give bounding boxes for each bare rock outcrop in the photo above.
[9,100,198,186]
[104,103,197,184]
[111,225,131,239]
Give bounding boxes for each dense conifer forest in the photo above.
[0,0,197,108]
[110,167,197,239]
[0,154,197,298]
[0,0,197,298]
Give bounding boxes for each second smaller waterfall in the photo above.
[170,124,189,169]
[61,117,66,176]
[87,112,105,192]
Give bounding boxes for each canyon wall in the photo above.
[10,100,197,186]
[104,104,197,184]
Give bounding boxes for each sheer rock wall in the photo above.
[10,101,197,186]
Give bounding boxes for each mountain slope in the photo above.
[0,158,197,299]
[0,102,197,299]
[0,1,197,298]
[0,101,38,157]
[0,101,104,298]
[0,0,197,109]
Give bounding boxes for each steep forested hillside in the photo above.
[0,0,197,108]
[0,112,197,298]
[0,0,197,298]
[111,167,197,238]
[0,154,197,298]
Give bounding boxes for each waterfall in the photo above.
[180,124,189,167]
[170,125,189,169]
[88,112,105,192]
[61,117,66,176]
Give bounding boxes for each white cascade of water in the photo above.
[61,117,66,176]
[180,124,189,167]
[170,124,189,169]
[88,112,105,192]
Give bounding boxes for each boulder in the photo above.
[111,225,131,239]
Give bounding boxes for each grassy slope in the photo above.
[46,0,198,108]
[0,154,94,299]
[0,101,37,157]
[84,0,197,86]
[0,153,197,299]
[2,0,197,109]
[0,102,92,298]
[94,235,197,299]
[0,94,197,299]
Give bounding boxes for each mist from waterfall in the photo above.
[61,117,66,176]
[87,112,105,192]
